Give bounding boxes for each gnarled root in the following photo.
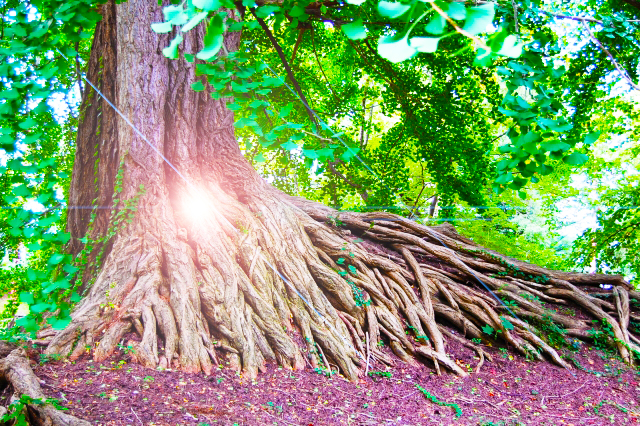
[45,188,639,381]
[0,345,90,425]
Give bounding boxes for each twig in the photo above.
[131,407,143,425]
[251,10,319,131]
[545,380,591,399]
[581,21,640,91]
[310,28,341,103]
[401,390,418,399]
[365,331,371,377]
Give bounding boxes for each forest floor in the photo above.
[7,332,638,426]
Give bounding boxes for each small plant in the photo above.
[520,293,544,305]
[143,376,154,382]
[535,314,567,348]
[117,343,136,355]
[2,395,67,426]
[368,371,392,378]
[38,353,62,365]
[470,249,550,284]
[327,214,344,227]
[313,367,333,377]
[471,338,482,344]
[415,384,462,418]
[406,324,429,342]
[481,324,495,336]
[588,318,616,353]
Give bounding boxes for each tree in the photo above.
[2,0,640,422]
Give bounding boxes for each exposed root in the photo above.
[42,190,639,383]
[0,345,91,425]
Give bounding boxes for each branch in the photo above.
[327,161,369,200]
[251,10,319,130]
[581,21,640,91]
[310,27,341,103]
[510,0,519,33]
[290,28,306,63]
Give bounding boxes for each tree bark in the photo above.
[44,0,640,386]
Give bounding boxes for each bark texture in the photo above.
[44,0,640,385]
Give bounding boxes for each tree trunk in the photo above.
[46,0,640,382]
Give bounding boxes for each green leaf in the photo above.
[378,1,411,18]
[151,21,173,33]
[303,149,319,159]
[340,146,361,162]
[462,3,495,35]
[563,152,588,166]
[31,303,51,314]
[281,141,298,151]
[197,15,225,60]
[256,5,280,18]
[409,36,440,53]
[377,35,417,63]
[0,89,19,99]
[496,35,522,58]
[16,316,38,332]
[19,292,35,305]
[162,34,183,59]
[342,19,367,40]
[13,184,31,197]
[70,292,81,303]
[345,0,366,4]
[63,263,79,274]
[353,238,364,243]
[447,2,466,20]
[193,0,222,11]
[336,258,345,264]
[18,117,37,130]
[481,324,494,335]
[49,316,72,331]
[584,131,600,145]
[48,253,66,265]
[541,140,570,152]
[500,317,514,331]
[191,81,206,91]
[495,172,513,185]
[425,14,446,35]
[279,103,294,118]
[182,11,208,32]
[348,265,357,274]
[289,5,307,17]
[197,34,223,60]
[254,153,266,163]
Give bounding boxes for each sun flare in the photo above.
[182,194,211,226]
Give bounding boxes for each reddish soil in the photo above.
[5,336,636,425]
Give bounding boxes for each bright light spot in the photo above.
[182,194,211,226]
